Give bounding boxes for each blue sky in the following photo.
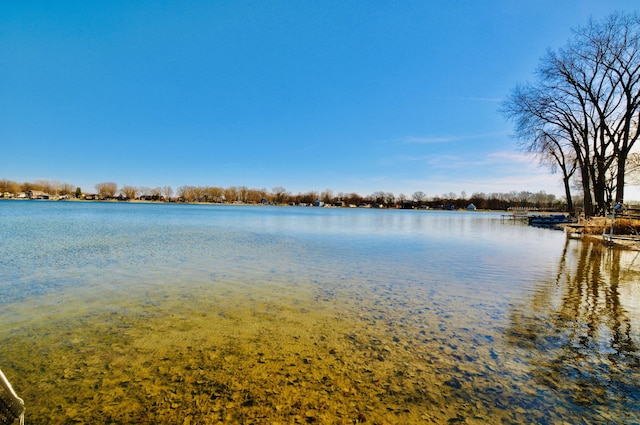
[2,1,639,199]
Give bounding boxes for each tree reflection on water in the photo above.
[507,238,640,418]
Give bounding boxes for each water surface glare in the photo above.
[1,202,639,424]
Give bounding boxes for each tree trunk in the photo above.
[616,150,628,203]
[580,162,594,217]
[594,164,608,215]
[563,175,574,213]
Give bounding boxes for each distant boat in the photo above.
[528,214,573,226]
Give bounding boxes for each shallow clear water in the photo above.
[0,201,638,424]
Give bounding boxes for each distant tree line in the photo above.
[0,179,78,197]
[503,12,640,217]
[0,178,566,210]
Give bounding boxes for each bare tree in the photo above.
[192,186,206,202]
[0,179,20,194]
[246,188,266,204]
[177,186,194,202]
[272,186,289,204]
[95,182,118,199]
[503,84,580,212]
[238,186,249,203]
[224,186,238,203]
[626,152,640,184]
[162,186,173,201]
[296,191,318,205]
[369,191,384,205]
[178,186,205,202]
[593,13,640,203]
[504,12,640,216]
[137,186,151,198]
[149,187,162,200]
[121,185,137,200]
[320,189,333,204]
[412,191,427,204]
[59,183,75,196]
[384,193,396,205]
[343,192,363,206]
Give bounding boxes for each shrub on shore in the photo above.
[580,217,640,235]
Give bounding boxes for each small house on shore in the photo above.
[26,190,50,199]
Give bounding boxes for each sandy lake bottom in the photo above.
[2,268,636,425]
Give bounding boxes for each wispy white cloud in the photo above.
[382,150,534,169]
[420,95,505,104]
[403,136,459,144]
[402,131,509,145]
[440,96,504,103]
[486,151,534,164]
[379,154,464,167]
[368,147,564,197]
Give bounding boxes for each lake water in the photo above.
[0,201,639,424]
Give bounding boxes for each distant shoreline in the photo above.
[0,197,546,213]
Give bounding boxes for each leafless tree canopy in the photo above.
[95,182,118,199]
[503,12,640,216]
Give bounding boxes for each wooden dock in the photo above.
[501,210,530,222]
[561,221,640,249]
